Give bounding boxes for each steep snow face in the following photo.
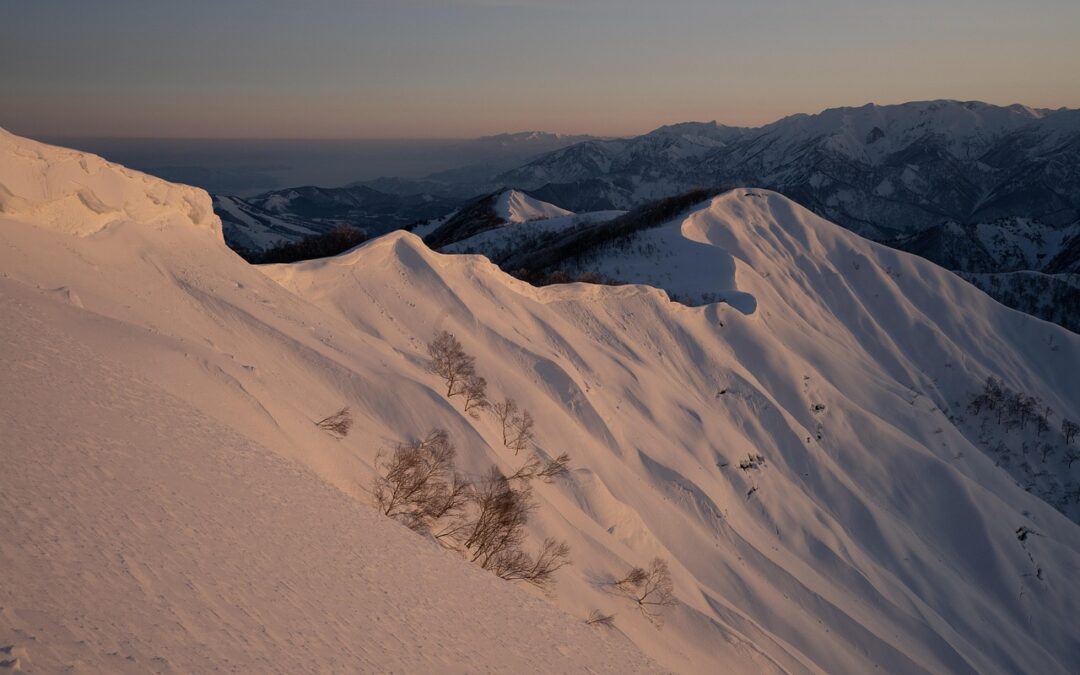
[3,131,1080,674]
[0,128,217,237]
[272,193,1080,674]
[0,131,657,674]
[494,189,574,223]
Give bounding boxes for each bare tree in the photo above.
[492,397,519,445]
[315,407,353,437]
[508,408,536,455]
[463,468,531,566]
[969,376,1005,417]
[585,610,616,628]
[462,467,570,588]
[373,429,466,533]
[1064,449,1080,468]
[1063,418,1079,446]
[1019,395,1040,431]
[462,373,490,417]
[427,331,476,398]
[615,558,676,624]
[1036,405,1053,437]
[427,471,472,545]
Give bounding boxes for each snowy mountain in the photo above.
[884,219,1080,332]
[3,130,1080,674]
[423,189,586,251]
[214,183,462,254]
[487,100,1080,332]
[418,189,625,265]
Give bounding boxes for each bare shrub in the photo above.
[490,537,571,589]
[315,407,353,437]
[464,468,531,565]
[507,452,571,484]
[614,566,648,592]
[251,225,367,264]
[492,398,519,445]
[1063,418,1079,446]
[463,467,570,588]
[462,373,490,417]
[427,331,476,398]
[537,452,571,482]
[585,610,616,628]
[507,455,542,483]
[615,557,676,624]
[493,398,535,454]
[373,429,466,533]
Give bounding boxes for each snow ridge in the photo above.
[3,131,1080,674]
[0,127,217,236]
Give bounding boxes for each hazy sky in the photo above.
[3,0,1079,138]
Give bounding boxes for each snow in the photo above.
[3,130,1080,674]
[0,128,215,236]
[494,189,573,223]
[443,209,625,261]
[213,194,320,251]
[0,131,655,674]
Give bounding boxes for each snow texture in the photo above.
[2,130,1080,674]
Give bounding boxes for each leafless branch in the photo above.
[315,407,353,437]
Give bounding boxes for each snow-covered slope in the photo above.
[214,194,322,252]
[424,189,586,251]
[441,209,624,264]
[0,131,655,674]
[495,189,574,223]
[3,131,1080,674]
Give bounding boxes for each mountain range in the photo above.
[216,100,1080,331]
[5,128,1079,672]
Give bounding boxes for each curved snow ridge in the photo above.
[495,189,573,223]
[273,230,678,311]
[0,127,218,236]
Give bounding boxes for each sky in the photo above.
[2,0,1079,139]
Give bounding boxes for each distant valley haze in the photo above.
[3,0,1078,140]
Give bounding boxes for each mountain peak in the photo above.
[494,189,573,223]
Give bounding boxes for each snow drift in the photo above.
[2,130,1079,674]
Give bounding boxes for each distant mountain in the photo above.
[215,184,463,254]
[486,101,1080,332]
[7,129,1080,674]
[882,218,1080,332]
[214,102,1080,330]
[418,189,622,260]
[498,101,1080,237]
[213,132,604,253]
[347,131,605,197]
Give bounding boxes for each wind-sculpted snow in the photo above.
[0,128,217,236]
[2,130,1080,674]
